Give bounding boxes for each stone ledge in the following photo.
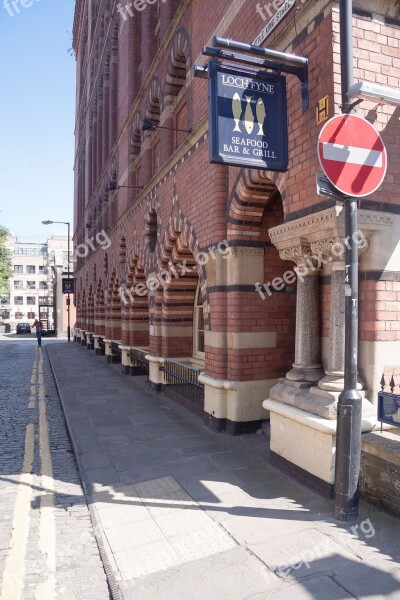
[263,398,381,435]
[270,380,337,419]
[270,379,376,420]
[361,430,400,468]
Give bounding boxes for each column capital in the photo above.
[310,237,345,261]
[278,243,312,266]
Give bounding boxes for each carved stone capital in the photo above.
[310,237,346,261]
[278,244,311,266]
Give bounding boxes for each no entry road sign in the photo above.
[317,114,387,197]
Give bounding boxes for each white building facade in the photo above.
[1,235,72,333]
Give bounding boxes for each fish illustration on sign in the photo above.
[244,96,254,134]
[256,98,266,136]
[232,93,242,132]
[231,93,266,136]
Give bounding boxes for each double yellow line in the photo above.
[0,351,56,600]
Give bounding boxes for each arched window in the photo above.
[193,284,204,358]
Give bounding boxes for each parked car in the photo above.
[16,323,31,334]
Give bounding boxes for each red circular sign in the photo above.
[318,114,387,197]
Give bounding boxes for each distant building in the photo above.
[1,234,75,336]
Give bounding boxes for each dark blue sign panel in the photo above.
[208,62,288,171]
[378,391,400,427]
[62,278,75,294]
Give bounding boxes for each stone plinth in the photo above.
[264,398,382,496]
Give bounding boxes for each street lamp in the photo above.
[42,220,71,342]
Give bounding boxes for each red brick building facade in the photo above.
[73,0,400,489]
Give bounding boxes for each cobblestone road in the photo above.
[0,337,110,600]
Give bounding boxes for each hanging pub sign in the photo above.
[208,62,288,171]
[62,278,75,294]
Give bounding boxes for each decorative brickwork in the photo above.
[72,0,400,435]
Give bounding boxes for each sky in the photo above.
[0,0,76,242]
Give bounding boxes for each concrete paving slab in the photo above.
[114,539,181,580]
[84,466,122,485]
[144,492,199,519]
[134,475,183,499]
[222,510,316,545]
[314,511,400,564]
[267,575,349,599]
[104,519,165,552]
[120,547,282,600]
[95,502,149,528]
[179,471,244,502]
[119,464,172,485]
[249,526,359,580]
[332,562,400,599]
[79,450,112,470]
[167,456,221,480]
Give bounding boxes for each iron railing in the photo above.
[98,337,105,354]
[161,359,204,403]
[378,370,400,429]
[129,349,149,376]
[111,342,122,362]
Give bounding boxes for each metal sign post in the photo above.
[334,0,362,522]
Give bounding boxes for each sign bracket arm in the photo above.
[200,46,309,112]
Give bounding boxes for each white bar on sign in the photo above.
[322,143,382,168]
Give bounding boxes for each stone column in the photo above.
[318,261,345,392]
[280,245,324,384]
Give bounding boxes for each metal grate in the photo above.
[129,349,149,376]
[161,360,204,404]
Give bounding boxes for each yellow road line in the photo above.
[29,365,38,408]
[0,424,35,600]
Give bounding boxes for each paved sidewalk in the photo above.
[48,342,400,600]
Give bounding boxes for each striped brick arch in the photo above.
[228,169,284,241]
[80,289,87,330]
[146,77,163,123]
[87,286,94,333]
[144,195,161,262]
[105,270,121,342]
[103,252,109,278]
[159,209,199,271]
[159,208,208,306]
[130,112,142,159]
[157,213,203,358]
[122,257,149,348]
[118,237,126,271]
[95,279,105,336]
[164,28,192,98]
[75,293,81,328]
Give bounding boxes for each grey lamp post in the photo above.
[42,220,71,342]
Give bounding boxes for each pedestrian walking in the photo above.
[32,319,43,347]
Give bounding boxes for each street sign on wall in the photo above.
[208,62,288,171]
[317,114,387,197]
